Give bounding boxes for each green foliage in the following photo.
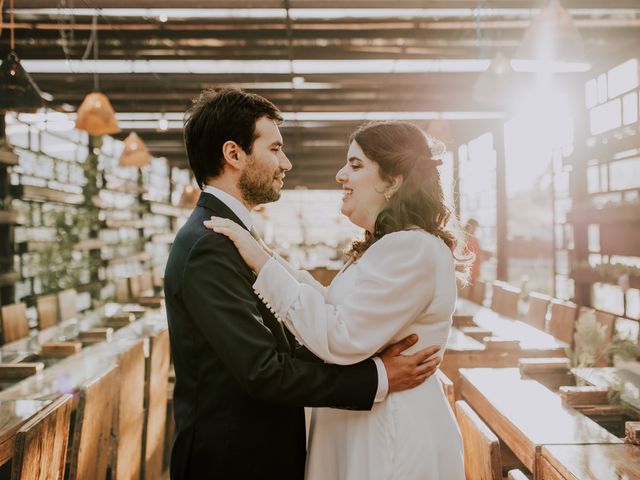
[605,339,640,361]
[568,309,607,368]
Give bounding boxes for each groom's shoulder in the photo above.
[173,208,230,257]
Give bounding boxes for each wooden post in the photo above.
[494,126,508,281]
[0,116,17,306]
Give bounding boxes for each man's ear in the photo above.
[222,140,245,171]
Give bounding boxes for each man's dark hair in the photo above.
[183,88,283,188]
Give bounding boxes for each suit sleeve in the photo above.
[181,232,378,410]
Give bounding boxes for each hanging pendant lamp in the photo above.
[0,0,45,112]
[473,52,514,104]
[516,0,584,62]
[179,183,200,209]
[119,132,151,168]
[75,14,120,136]
[76,92,121,135]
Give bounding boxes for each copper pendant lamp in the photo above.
[119,132,151,168]
[76,92,121,135]
[75,14,121,136]
[179,183,200,209]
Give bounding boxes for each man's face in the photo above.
[239,116,292,206]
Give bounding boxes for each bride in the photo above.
[205,121,466,480]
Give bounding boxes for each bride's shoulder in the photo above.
[366,229,441,257]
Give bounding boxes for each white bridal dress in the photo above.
[253,230,465,480]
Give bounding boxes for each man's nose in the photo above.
[280,152,292,172]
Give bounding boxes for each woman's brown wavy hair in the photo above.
[346,121,471,281]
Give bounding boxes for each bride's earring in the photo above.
[384,192,391,203]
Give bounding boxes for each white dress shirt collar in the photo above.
[203,185,253,230]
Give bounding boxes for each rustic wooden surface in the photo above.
[12,394,73,480]
[40,342,82,358]
[112,340,146,480]
[443,300,569,396]
[0,303,29,344]
[0,399,51,468]
[0,363,44,380]
[36,295,59,331]
[68,365,120,480]
[143,329,170,480]
[548,301,578,346]
[57,290,78,322]
[572,367,640,413]
[524,292,551,332]
[456,400,502,480]
[437,370,456,410]
[541,444,640,480]
[559,386,609,407]
[459,368,621,476]
[627,422,640,445]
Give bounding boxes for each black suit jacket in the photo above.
[165,192,378,480]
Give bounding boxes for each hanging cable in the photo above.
[10,0,14,49]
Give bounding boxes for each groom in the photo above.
[164,88,441,479]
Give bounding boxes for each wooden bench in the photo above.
[459,368,621,477]
[142,329,170,480]
[57,289,77,322]
[523,292,551,332]
[112,340,146,480]
[437,370,456,410]
[114,278,130,304]
[12,394,73,480]
[67,365,120,480]
[455,400,502,479]
[547,300,578,346]
[471,280,487,306]
[35,295,59,331]
[0,303,29,344]
[541,444,640,479]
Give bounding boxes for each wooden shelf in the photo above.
[0,211,24,226]
[150,233,175,244]
[104,219,148,229]
[104,181,147,195]
[567,203,640,224]
[74,239,106,251]
[571,266,640,290]
[149,202,190,218]
[105,251,150,267]
[11,184,84,205]
[576,133,640,164]
[0,148,18,166]
[0,271,20,287]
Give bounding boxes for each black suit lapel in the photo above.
[197,191,293,354]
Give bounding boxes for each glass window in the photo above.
[607,59,639,99]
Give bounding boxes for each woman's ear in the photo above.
[386,175,404,197]
[222,140,245,171]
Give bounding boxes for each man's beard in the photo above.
[239,156,281,206]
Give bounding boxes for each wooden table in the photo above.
[541,444,640,480]
[442,301,569,393]
[0,399,51,467]
[0,313,167,401]
[572,367,640,413]
[459,368,621,478]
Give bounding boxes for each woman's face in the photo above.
[335,140,390,232]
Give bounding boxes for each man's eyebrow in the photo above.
[270,141,284,147]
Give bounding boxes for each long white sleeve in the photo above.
[253,231,437,365]
[272,252,328,297]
